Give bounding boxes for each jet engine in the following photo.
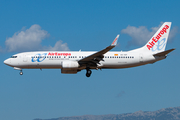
[61,61,79,74]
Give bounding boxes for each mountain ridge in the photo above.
[34,106,180,120]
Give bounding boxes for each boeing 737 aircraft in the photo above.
[4,22,175,77]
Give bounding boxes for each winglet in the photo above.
[111,34,119,46]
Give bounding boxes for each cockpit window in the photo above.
[11,56,17,58]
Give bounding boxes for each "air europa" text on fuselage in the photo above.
[48,52,71,56]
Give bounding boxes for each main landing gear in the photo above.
[86,68,92,77]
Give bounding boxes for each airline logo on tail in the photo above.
[147,24,169,50]
[151,38,166,52]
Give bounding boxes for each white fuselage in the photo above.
[4,51,165,70]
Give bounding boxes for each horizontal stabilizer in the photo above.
[153,48,175,57]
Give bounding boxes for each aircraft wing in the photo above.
[78,35,119,65]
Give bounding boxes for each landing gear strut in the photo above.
[86,68,92,77]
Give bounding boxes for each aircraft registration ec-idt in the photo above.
[4,22,175,77]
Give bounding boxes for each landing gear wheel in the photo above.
[86,69,92,77]
[20,71,23,75]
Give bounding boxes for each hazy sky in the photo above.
[0,1,180,120]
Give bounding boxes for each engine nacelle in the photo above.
[62,61,79,69]
[61,60,78,68]
[61,69,78,74]
[61,61,79,74]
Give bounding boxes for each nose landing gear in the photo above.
[14,67,23,75]
[86,68,92,77]
[19,70,23,75]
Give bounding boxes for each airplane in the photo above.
[4,22,175,77]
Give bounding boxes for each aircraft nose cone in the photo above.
[4,59,10,66]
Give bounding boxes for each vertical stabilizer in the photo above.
[143,22,171,54]
[144,22,171,53]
